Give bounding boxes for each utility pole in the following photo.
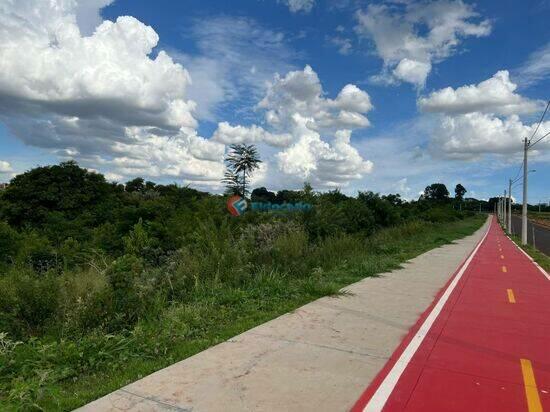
[507,179,512,235]
[521,137,529,245]
[503,189,507,231]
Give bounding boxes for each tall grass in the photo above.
[0,214,485,411]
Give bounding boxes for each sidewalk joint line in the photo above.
[118,389,192,411]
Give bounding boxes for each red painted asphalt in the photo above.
[352,217,550,412]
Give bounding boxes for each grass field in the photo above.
[510,234,550,272]
[0,214,486,411]
[529,211,550,229]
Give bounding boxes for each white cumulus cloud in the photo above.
[280,0,315,13]
[431,113,550,158]
[355,0,491,88]
[421,72,549,159]
[213,122,292,147]
[419,71,541,115]
[0,160,13,173]
[258,66,373,131]
[237,66,374,188]
[0,0,225,187]
[0,1,373,191]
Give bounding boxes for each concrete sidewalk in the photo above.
[78,218,490,412]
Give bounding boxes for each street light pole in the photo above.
[503,189,507,231]
[508,179,512,234]
[521,137,529,245]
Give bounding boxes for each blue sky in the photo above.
[0,0,549,203]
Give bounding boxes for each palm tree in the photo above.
[222,144,261,197]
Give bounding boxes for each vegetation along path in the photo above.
[79,218,490,411]
[0,163,487,411]
[510,214,550,256]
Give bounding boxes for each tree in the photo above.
[382,193,403,206]
[125,178,145,193]
[454,184,467,201]
[222,170,242,196]
[222,144,261,197]
[301,182,315,202]
[251,187,276,203]
[0,161,112,226]
[423,183,450,201]
[276,189,302,204]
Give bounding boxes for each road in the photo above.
[510,214,550,256]
[353,216,550,411]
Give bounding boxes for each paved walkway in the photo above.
[79,218,490,412]
[353,216,550,411]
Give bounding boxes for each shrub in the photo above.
[0,270,60,337]
[15,231,57,274]
[92,222,124,255]
[123,218,163,264]
[422,207,459,223]
[0,221,19,266]
[272,227,309,272]
[59,237,82,270]
[58,270,111,335]
[302,202,345,239]
[358,191,401,227]
[105,255,144,327]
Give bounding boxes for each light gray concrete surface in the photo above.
[77,217,490,412]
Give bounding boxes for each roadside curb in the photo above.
[506,235,550,281]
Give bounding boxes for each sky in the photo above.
[0,0,549,203]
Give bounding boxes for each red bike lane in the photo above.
[352,216,550,412]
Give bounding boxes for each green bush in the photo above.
[422,207,459,223]
[15,231,57,274]
[0,221,19,267]
[58,270,111,335]
[0,162,487,410]
[0,270,60,337]
[272,227,309,273]
[59,237,82,270]
[105,255,145,328]
[358,191,401,227]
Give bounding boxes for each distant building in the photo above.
[0,183,8,191]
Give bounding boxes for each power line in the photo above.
[512,159,524,181]
[530,129,550,148]
[505,98,548,244]
[528,100,550,144]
